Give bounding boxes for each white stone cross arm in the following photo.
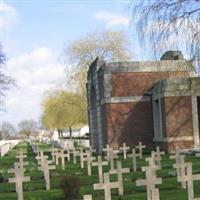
[119,143,130,160]
[173,154,187,189]
[8,176,30,183]
[86,151,96,176]
[136,166,162,200]
[103,144,112,158]
[142,157,161,173]
[83,194,92,200]
[92,155,108,183]
[78,148,87,169]
[177,163,200,200]
[109,161,130,195]
[8,163,30,200]
[135,142,146,159]
[38,157,55,190]
[16,151,27,159]
[94,172,120,200]
[127,148,139,172]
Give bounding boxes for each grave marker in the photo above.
[109,161,130,195]
[137,157,162,200]
[119,143,130,159]
[72,147,79,164]
[127,148,139,171]
[51,147,58,162]
[83,195,92,200]
[103,144,112,159]
[85,150,95,176]
[92,155,108,183]
[105,149,119,170]
[55,150,69,170]
[178,163,200,200]
[93,172,120,200]
[16,149,28,176]
[38,157,55,190]
[173,154,187,189]
[135,142,146,159]
[8,163,30,200]
[79,148,87,169]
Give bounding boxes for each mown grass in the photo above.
[0,141,200,200]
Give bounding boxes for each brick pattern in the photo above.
[111,72,189,97]
[163,96,193,137]
[155,141,194,152]
[105,102,154,149]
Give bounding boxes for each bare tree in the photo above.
[18,120,38,138]
[60,31,133,125]
[63,30,132,101]
[0,44,16,111]
[131,0,200,73]
[0,122,16,140]
[65,31,132,69]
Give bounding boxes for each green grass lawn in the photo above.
[0,141,200,200]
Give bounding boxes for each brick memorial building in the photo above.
[87,51,200,152]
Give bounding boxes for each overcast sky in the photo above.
[1,0,139,128]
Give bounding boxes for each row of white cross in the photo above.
[83,146,200,200]
[8,141,200,200]
[8,148,30,200]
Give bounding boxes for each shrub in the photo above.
[0,173,4,183]
[59,175,80,200]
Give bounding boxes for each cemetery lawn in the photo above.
[0,142,200,200]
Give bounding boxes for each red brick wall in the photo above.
[163,96,193,137]
[111,72,189,97]
[155,141,194,152]
[105,102,154,149]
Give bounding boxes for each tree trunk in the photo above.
[69,127,72,139]
[57,128,63,139]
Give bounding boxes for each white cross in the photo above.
[38,157,55,190]
[170,147,181,163]
[119,143,130,160]
[142,157,161,176]
[173,154,187,189]
[105,149,119,170]
[78,148,87,169]
[83,194,92,200]
[92,155,108,183]
[151,147,165,167]
[54,150,69,170]
[109,161,130,195]
[51,147,58,162]
[8,163,30,200]
[85,150,96,176]
[136,165,162,200]
[178,163,200,200]
[16,149,28,176]
[93,172,120,200]
[135,142,146,159]
[36,153,48,166]
[72,148,79,164]
[127,148,140,172]
[88,146,96,156]
[103,144,112,159]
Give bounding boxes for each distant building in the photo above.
[52,125,89,139]
[87,51,200,152]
